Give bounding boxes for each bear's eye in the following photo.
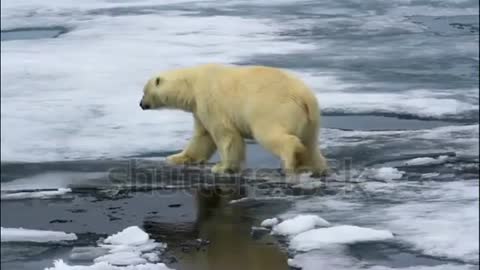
[155,77,162,86]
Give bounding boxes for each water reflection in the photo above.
[145,187,289,270]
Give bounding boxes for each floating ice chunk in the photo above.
[94,251,147,266]
[404,155,449,166]
[48,226,169,269]
[100,240,165,254]
[104,226,150,246]
[292,181,325,190]
[369,167,404,181]
[95,227,167,266]
[272,214,330,236]
[1,227,77,243]
[1,188,72,200]
[287,247,363,270]
[290,225,394,252]
[260,218,279,228]
[142,253,160,263]
[287,258,301,268]
[45,259,174,270]
[45,226,169,270]
[229,197,250,204]
[70,247,109,262]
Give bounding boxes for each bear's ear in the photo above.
[155,77,162,86]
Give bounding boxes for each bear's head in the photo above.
[139,76,164,110]
[139,71,195,112]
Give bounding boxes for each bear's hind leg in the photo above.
[210,129,245,174]
[301,130,329,177]
[166,118,217,165]
[305,148,329,177]
[253,128,305,175]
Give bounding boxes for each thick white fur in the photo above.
[140,64,328,176]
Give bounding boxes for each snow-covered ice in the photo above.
[288,249,473,270]
[282,179,479,265]
[290,225,394,252]
[272,214,330,236]
[320,91,478,120]
[1,0,478,162]
[1,227,77,243]
[381,181,479,264]
[0,7,314,162]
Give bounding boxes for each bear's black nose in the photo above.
[140,101,150,110]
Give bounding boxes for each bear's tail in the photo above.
[303,98,320,124]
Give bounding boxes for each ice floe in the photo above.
[404,155,450,166]
[103,226,150,246]
[260,217,279,228]
[1,188,72,200]
[367,167,405,181]
[272,214,330,236]
[1,227,77,243]
[289,225,394,252]
[45,259,173,270]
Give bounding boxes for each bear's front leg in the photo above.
[166,118,216,165]
[210,129,245,174]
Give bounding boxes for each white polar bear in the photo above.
[139,64,328,176]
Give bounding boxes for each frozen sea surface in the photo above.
[1,0,478,269]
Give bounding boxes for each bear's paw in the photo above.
[211,163,240,174]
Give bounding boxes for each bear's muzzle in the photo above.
[139,100,150,110]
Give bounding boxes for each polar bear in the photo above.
[139,64,328,176]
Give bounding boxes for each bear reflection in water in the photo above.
[144,186,289,270]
